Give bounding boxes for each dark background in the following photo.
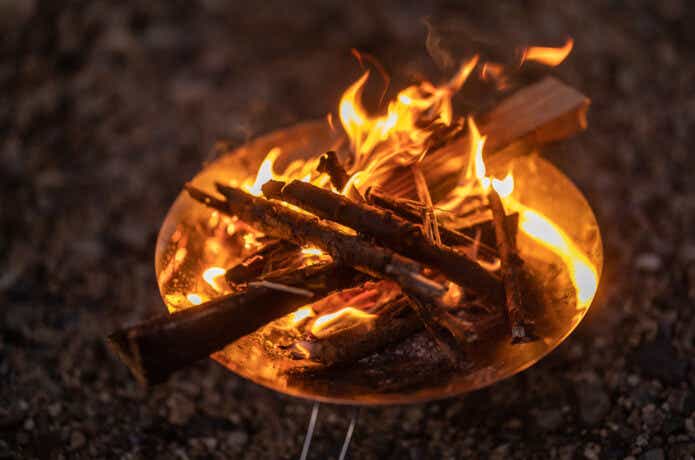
[2,1,694,458]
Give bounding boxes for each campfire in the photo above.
[109,41,603,404]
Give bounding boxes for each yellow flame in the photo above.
[310,307,376,337]
[522,38,574,67]
[301,247,324,257]
[337,56,479,192]
[186,293,205,305]
[492,173,514,198]
[244,148,280,196]
[202,266,226,292]
[517,209,597,307]
[290,306,315,325]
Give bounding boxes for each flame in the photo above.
[492,173,514,198]
[310,307,377,337]
[517,209,598,307]
[301,247,324,257]
[186,293,205,305]
[290,306,315,325]
[244,148,280,196]
[337,56,479,192]
[446,114,596,310]
[521,38,574,67]
[202,266,226,292]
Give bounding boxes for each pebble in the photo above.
[535,408,564,431]
[576,384,610,426]
[639,448,664,460]
[70,431,87,450]
[47,403,62,417]
[166,394,196,425]
[226,430,248,449]
[635,253,662,271]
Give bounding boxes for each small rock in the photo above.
[667,389,695,414]
[23,418,34,430]
[630,328,688,384]
[70,431,86,450]
[576,384,610,426]
[226,430,248,449]
[639,448,664,460]
[166,394,196,425]
[635,253,661,271]
[535,408,564,431]
[583,442,601,460]
[47,403,62,417]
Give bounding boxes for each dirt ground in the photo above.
[1,1,694,458]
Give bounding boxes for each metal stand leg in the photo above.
[338,407,359,460]
[299,402,320,460]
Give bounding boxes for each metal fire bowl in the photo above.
[155,120,603,405]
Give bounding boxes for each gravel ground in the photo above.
[2,1,694,458]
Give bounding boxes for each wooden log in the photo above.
[107,263,358,385]
[365,187,500,258]
[225,239,298,289]
[186,184,474,361]
[383,77,589,199]
[261,179,504,305]
[316,150,350,191]
[295,297,505,368]
[488,189,535,342]
[292,297,420,365]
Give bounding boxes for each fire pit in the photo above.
[109,49,602,405]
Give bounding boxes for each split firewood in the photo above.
[316,150,350,191]
[107,263,358,386]
[187,184,476,362]
[488,189,535,342]
[383,77,589,199]
[261,179,504,305]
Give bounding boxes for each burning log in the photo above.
[487,189,535,342]
[293,296,505,369]
[261,179,504,305]
[225,239,298,289]
[365,187,503,257]
[108,263,358,385]
[187,184,476,362]
[293,297,420,366]
[316,150,350,191]
[384,77,589,199]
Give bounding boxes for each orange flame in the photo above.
[337,56,479,192]
[244,148,280,196]
[517,208,598,308]
[521,38,574,67]
[310,307,377,338]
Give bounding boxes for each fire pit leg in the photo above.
[299,402,320,460]
[338,407,359,460]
